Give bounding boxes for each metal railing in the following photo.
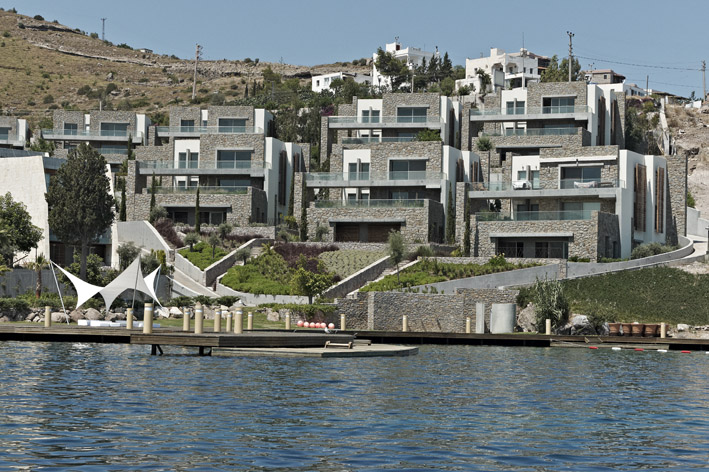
[481,127,581,137]
[470,105,590,117]
[475,210,595,221]
[313,199,426,209]
[471,179,624,191]
[305,171,445,183]
[341,136,420,144]
[155,126,264,135]
[138,160,270,170]
[150,186,250,195]
[329,115,441,125]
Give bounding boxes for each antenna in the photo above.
[101,17,107,41]
[567,31,575,82]
[191,44,203,100]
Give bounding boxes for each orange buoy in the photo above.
[589,346,598,349]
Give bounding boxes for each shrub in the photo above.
[516,285,534,309]
[193,295,213,306]
[0,298,30,312]
[630,242,676,260]
[532,278,569,332]
[273,243,338,270]
[2,31,9,38]
[17,23,25,29]
[153,217,184,248]
[215,296,240,307]
[178,241,228,270]
[149,205,168,224]
[687,190,696,208]
[168,296,193,307]
[90,32,98,39]
[33,15,44,21]
[43,94,54,104]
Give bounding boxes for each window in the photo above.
[542,97,575,114]
[316,80,320,87]
[219,178,250,188]
[655,167,665,233]
[535,241,567,258]
[178,152,199,169]
[0,127,9,139]
[170,211,189,224]
[634,164,647,232]
[561,201,600,220]
[99,145,128,155]
[180,119,195,132]
[361,110,380,124]
[390,159,426,180]
[100,122,129,137]
[218,118,246,133]
[217,150,252,169]
[348,162,369,180]
[516,203,539,220]
[397,107,427,123]
[560,166,601,189]
[506,101,525,115]
[63,123,77,135]
[497,240,524,258]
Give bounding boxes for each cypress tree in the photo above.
[445,183,455,244]
[194,186,201,233]
[119,185,127,221]
[463,196,471,257]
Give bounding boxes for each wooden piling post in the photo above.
[182,308,190,332]
[44,306,51,327]
[545,319,551,336]
[126,308,133,330]
[660,322,667,339]
[195,302,203,334]
[226,311,233,332]
[213,307,222,333]
[247,311,253,330]
[402,315,408,332]
[234,308,243,334]
[285,313,291,330]
[143,302,153,334]
[340,313,346,331]
[465,316,471,334]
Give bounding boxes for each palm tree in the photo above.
[27,254,49,299]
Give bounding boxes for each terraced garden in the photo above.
[179,242,228,270]
[319,250,387,278]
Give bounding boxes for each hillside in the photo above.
[665,104,709,217]
[0,9,369,128]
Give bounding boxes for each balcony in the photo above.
[341,136,419,144]
[149,185,250,195]
[328,115,442,129]
[312,199,426,209]
[469,105,590,122]
[137,160,269,177]
[305,171,446,188]
[0,133,24,147]
[41,129,143,142]
[154,125,264,137]
[469,178,622,199]
[482,127,581,137]
[475,210,595,221]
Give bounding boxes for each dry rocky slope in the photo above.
[0,10,368,124]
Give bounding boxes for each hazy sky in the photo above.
[6,0,707,97]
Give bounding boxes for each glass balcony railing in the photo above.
[305,171,445,183]
[41,129,136,138]
[150,186,250,195]
[313,199,426,209]
[138,160,270,171]
[341,136,420,144]
[481,127,581,137]
[475,210,595,221]
[155,126,264,135]
[470,106,590,117]
[328,115,440,126]
[471,179,623,191]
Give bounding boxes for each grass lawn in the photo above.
[179,242,229,270]
[562,266,709,326]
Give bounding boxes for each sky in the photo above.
[4,0,708,98]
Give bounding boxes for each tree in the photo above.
[540,55,582,82]
[445,183,455,244]
[532,277,570,332]
[46,143,115,280]
[0,192,43,266]
[116,242,141,271]
[463,204,471,257]
[29,137,55,156]
[235,247,250,265]
[194,187,201,233]
[218,222,232,241]
[375,48,410,91]
[299,204,308,241]
[208,233,220,260]
[26,254,48,298]
[119,185,127,221]
[290,258,333,304]
[387,230,406,287]
[475,68,491,95]
[184,232,199,252]
[150,172,157,212]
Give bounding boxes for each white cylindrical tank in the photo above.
[490,303,516,334]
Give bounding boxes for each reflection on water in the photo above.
[0,342,708,471]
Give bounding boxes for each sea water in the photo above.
[0,342,707,471]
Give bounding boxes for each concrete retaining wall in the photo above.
[687,207,709,237]
[0,268,75,297]
[215,279,309,305]
[415,263,561,293]
[202,238,272,287]
[117,221,173,261]
[174,249,206,286]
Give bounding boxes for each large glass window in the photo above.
[497,240,524,258]
[63,123,78,135]
[389,159,426,180]
[560,166,602,189]
[99,145,128,155]
[217,150,252,169]
[396,107,427,123]
[535,241,568,258]
[561,201,600,220]
[100,122,129,137]
[361,110,380,124]
[180,119,195,132]
[178,152,199,169]
[218,118,247,133]
[219,178,250,187]
[542,97,575,114]
[0,127,9,139]
[506,101,525,115]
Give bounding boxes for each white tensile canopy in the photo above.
[53,256,160,310]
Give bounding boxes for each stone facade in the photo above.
[135,145,171,162]
[199,133,265,166]
[52,110,84,130]
[328,140,444,174]
[473,210,619,261]
[526,81,588,108]
[336,288,518,333]
[381,92,440,118]
[307,199,445,244]
[89,111,137,135]
[206,106,254,127]
[665,152,688,244]
[169,106,202,127]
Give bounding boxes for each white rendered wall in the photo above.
[511,155,540,182]
[254,109,273,134]
[342,149,371,200]
[17,119,28,143]
[442,146,462,218]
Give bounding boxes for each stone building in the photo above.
[0,116,28,149]
[124,106,306,227]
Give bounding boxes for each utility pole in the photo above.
[191,44,202,100]
[566,31,574,82]
[646,75,649,95]
[101,18,107,41]
[702,60,706,101]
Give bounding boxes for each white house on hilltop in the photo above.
[311,72,372,93]
[372,40,439,91]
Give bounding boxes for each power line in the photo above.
[628,78,698,89]
[576,54,699,71]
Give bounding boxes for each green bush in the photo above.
[215,296,240,306]
[0,298,30,311]
[178,241,228,270]
[168,296,193,307]
[630,242,677,260]
[532,278,569,332]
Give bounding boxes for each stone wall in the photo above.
[336,287,518,333]
[206,106,255,127]
[52,110,84,130]
[89,111,137,134]
[0,116,17,135]
[307,200,444,244]
[526,81,587,108]
[613,91,626,149]
[539,145,619,159]
[382,92,440,117]
[596,212,620,259]
[169,106,202,127]
[455,182,468,246]
[135,145,171,162]
[199,133,265,166]
[665,152,688,244]
[321,255,391,300]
